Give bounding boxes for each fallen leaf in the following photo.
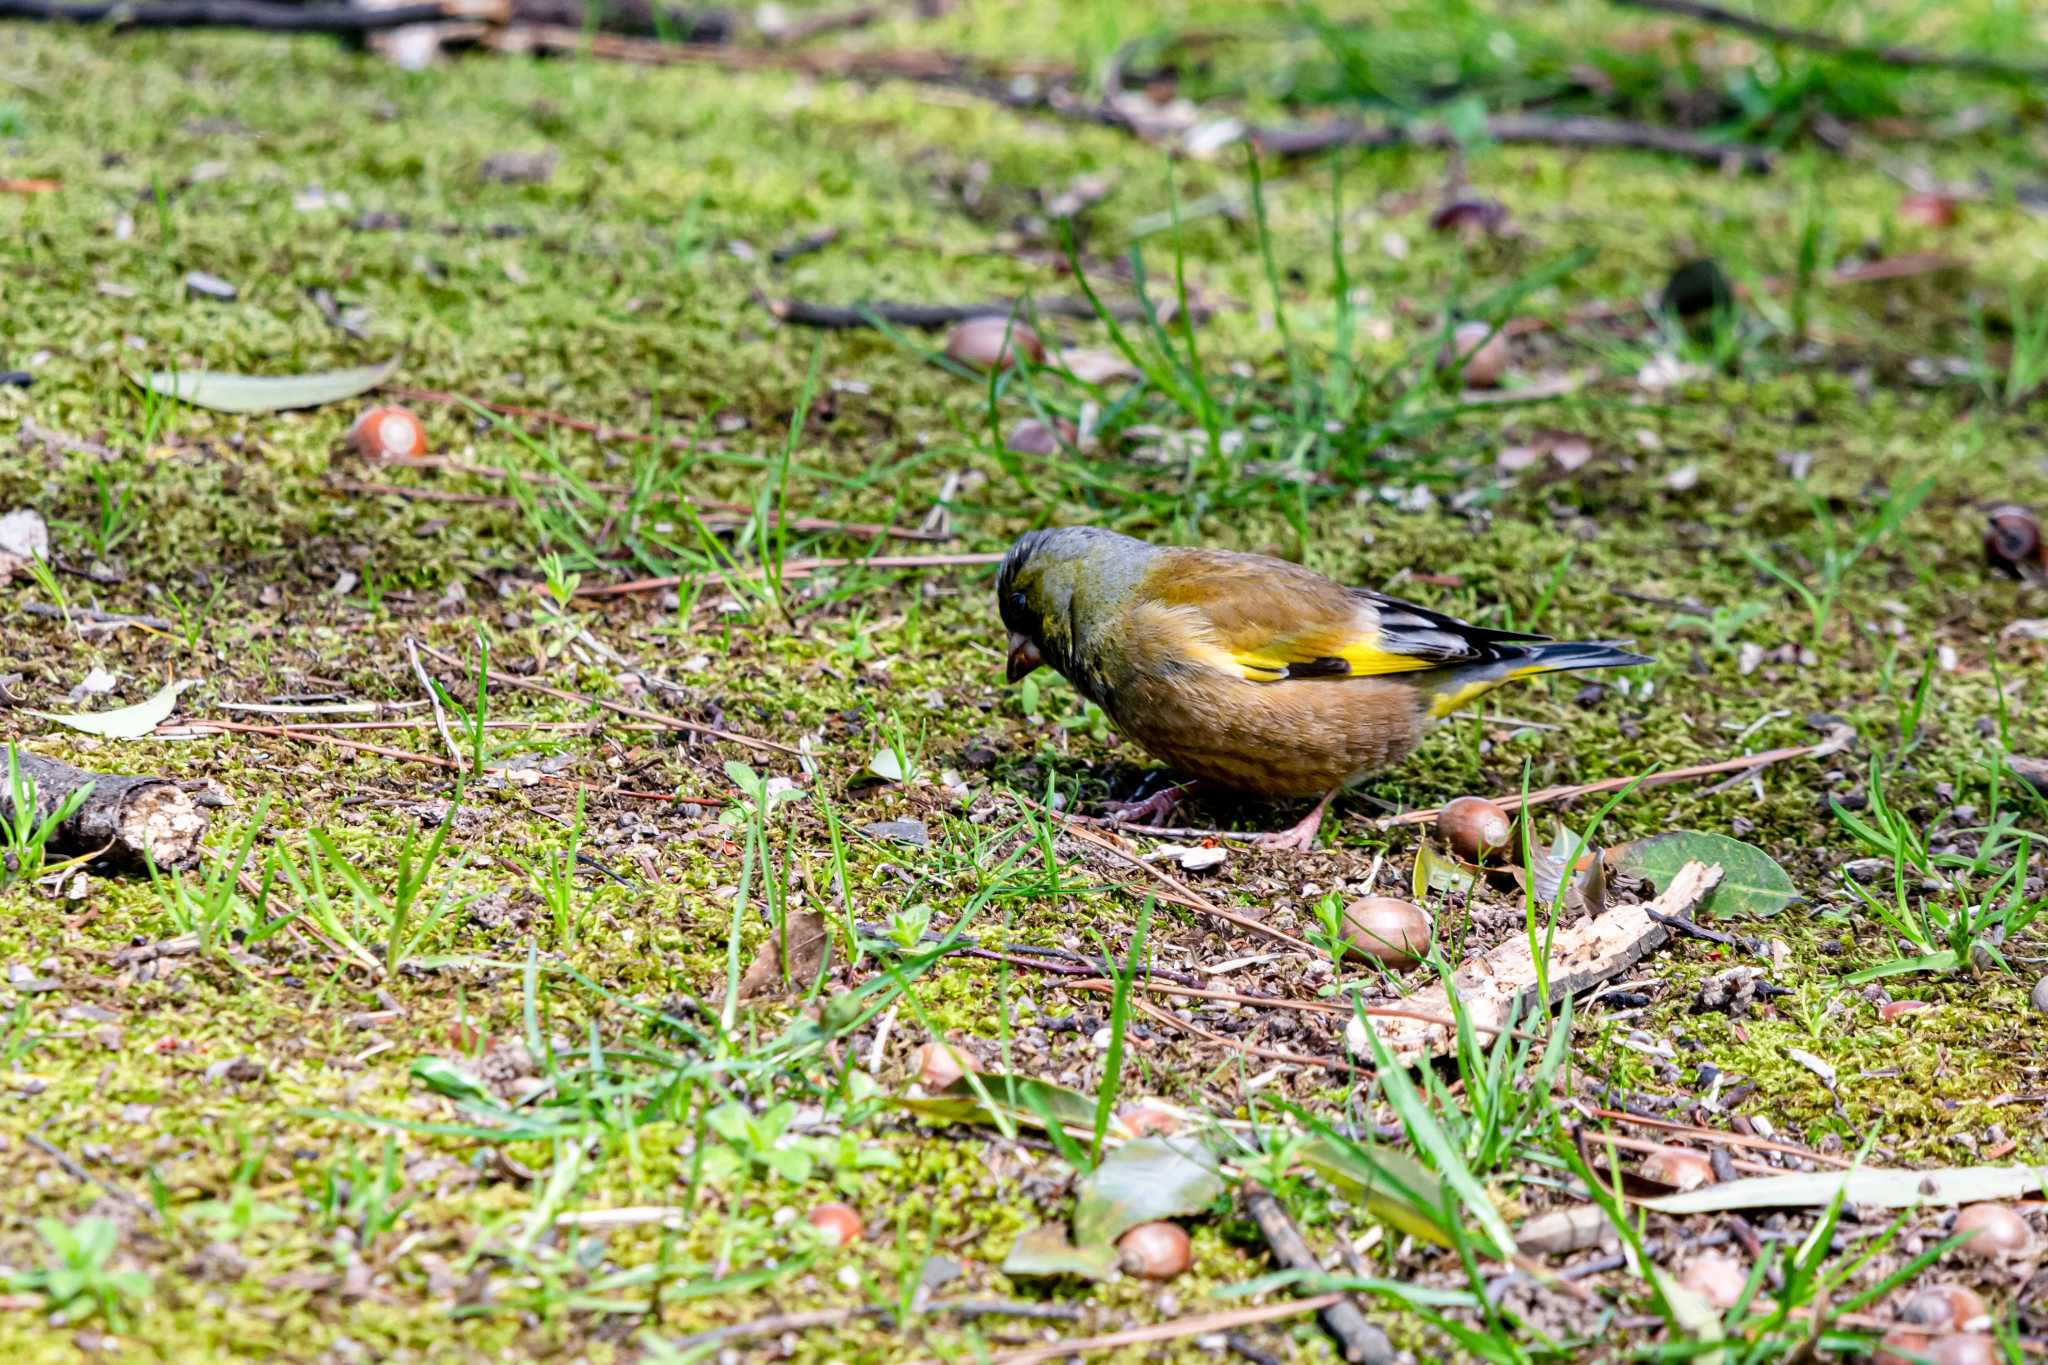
[894,1071,1099,1134]
[1651,1266,1728,1365]
[132,356,400,414]
[1636,1165,2044,1214]
[1609,831,1797,919]
[0,508,50,583]
[729,908,832,1003]
[1001,1223,1119,1281]
[1059,348,1141,386]
[30,678,199,739]
[1073,1137,1224,1248]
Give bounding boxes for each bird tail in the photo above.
[1425,641,1651,719]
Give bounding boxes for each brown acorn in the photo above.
[913,1039,980,1090]
[1340,897,1431,968]
[945,316,1044,373]
[1438,321,1509,388]
[1895,1284,1988,1332]
[1116,1221,1191,1279]
[1951,1203,2030,1257]
[1437,796,1513,864]
[1428,197,1510,237]
[1985,505,2044,582]
[1638,1147,1714,1192]
[350,405,426,459]
[1678,1253,1748,1310]
[807,1202,863,1245]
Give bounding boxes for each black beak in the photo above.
[1005,631,1044,684]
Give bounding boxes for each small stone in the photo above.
[183,269,238,300]
[479,148,558,185]
[859,819,928,848]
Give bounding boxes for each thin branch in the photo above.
[405,636,467,770]
[766,294,1189,329]
[1252,113,1775,173]
[1243,1183,1395,1365]
[411,640,800,756]
[914,1293,1346,1365]
[564,551,1006,600]
[1614,0,2048,84]
[0,0,486,29]
[1382,727,1853,828]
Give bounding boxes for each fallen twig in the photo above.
[1252,113,1775,173]
[0,0,490,28]
[767,294,1187,330]
[23,1130,159,1223]
[1243,1183,1394,1365]
[566,551,1007,599]
[412,640,799,756]
[19,602,177,630]
[910,1293,1346,1365]
[1052,817,1320,955]
[1614,0,2048,84]
[1383,728,1853,829]
[1581,1107,1855,1169]
[405,637,467,770]
[0,746,208,869]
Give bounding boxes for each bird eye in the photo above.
[1009,590,1029,610]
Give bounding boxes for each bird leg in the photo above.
[1102,778,1204,829]
[1254,787,1342,852]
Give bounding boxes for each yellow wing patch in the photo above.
[1225,638,1438,683]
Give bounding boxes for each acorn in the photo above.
[1117,1099,1185,1137]
[1437,321,1509,388]
[1984,505,2043,581]
[349,404,427,459]
[1879,1000,1932,1022]
[913,1039,980,1091]
[1340,897,1431,968]
[1898,192,1959,229]
[1428,197,1509,237]
[1951,1203,2031,1257]
[1116,1221,1191,1279]
[1896,1284,1988,1332]
[1678,1253,1748,1310]
[806,1202,863,1246]
[1879,1332,1997,1365]
[1639,1147,1715,1192]
[945,316,1044,373]
[1437,796,1512,864]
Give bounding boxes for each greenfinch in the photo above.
[996,527,1650,849]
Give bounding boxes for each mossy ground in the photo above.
[3,2,2047,1361]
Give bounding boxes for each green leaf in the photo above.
[411,1057,491,1104]
[29,678,199,739]
[1610,831,1798,919]
[1350,1011,1517,1260]
[1637,1164,2044,1214]
[1072,1137,1223,1248]
[894,1072,1099,1133]
[1843,951,1959,983]
[1299,1132,1458,1251]
[131,356,400,413]
[1000,1223,1120,1281]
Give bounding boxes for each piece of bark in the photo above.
[1,747,209,869]
[1348,861,1723,1064]
[724,908,832,1003]
[1242,1183,1394,1365]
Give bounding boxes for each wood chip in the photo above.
[1348,861,1723,1064]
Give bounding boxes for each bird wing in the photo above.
[1145,552,1547,683]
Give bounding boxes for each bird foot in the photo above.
[1252,795,1336,852]
[1102,783,1191,829]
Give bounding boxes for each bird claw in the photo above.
[1102,786,1188,828]
[1252,823,1321,853]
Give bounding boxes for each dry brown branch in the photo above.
[1615,0,2048,83]
[1,746,208,869]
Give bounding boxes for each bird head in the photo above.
[996,526,1142,685]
